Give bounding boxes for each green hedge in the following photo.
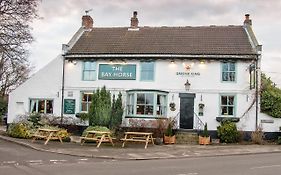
[261,74,281,118]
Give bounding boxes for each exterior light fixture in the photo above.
[200,60,205,64]
[68,60,77,65]
[109,60,113,64]
[170,60,175,64]
[184,79,191,91]
[122,60,127,65]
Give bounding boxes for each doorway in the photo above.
[179,93,195,129]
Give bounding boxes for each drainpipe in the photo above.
[255,45,262,130]
[255,55,258,130]
[60,53,66,126]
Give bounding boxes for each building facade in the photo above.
[8,12,279,133]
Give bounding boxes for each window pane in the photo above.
[84,62,90,70]
[221,106,228,115]
[141,62,154,81]
[87,94,92,102]
[38,100,45,113]
[222,72,228,81]
[137,94,145,104]
[145,106,154,115]
[229,63,235,71]
[81,102,88,112]
[83,62,96,81]
[137,105,145,114]
[30,100,37,113]
[222,62,236,82]
[46,100,53,114]
[127,105,134,115]
[228,107,234,115]
[222,63,228,71]
[82,94,87,102]
[221,96,227,105]
[228,96,234,105]
[145,94,154,105]
[229,72,235,81]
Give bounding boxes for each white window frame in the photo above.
[29,99,54,114]
[126,90,168,118]
[221,62,236,82]
[80,92,93,112]
[220,95,236,117]
[82,61,97,81]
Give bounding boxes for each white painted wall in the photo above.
[63,58,261,131]
[8,56,281,132]
[8,56,63,123]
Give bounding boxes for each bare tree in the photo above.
[0,0,39,96]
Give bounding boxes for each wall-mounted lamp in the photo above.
[109,60,113,64]
[68,60,77,65]
[170,60,175,64]
[200,60,205,64]
[122,60,127,65]
[184,79,191,91]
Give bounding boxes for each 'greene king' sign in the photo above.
[98,64,136,80]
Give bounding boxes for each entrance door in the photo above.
[179,93,195,129]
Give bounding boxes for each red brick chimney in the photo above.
[244,14,252,26]
[130,11,139,28]
[82,15,93,29]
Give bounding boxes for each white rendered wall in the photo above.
[8,56,278,132]
[63,59,260,131]
[8,56,63,123]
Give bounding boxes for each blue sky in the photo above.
[30,0,281,86]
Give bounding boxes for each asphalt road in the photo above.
[1,139,281,175]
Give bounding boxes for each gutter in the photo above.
[64,54,256,60]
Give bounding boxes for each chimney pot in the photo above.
[244,14,252,26]
[82,15,93,29]
[130,11,139,29]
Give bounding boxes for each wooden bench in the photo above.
[80,130,114,148]
[121,132,154,149]
[32,128,63,145]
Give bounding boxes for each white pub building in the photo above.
[8,12,279,136]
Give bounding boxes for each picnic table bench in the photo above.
[32,128,63,145]
[121,132,154,149]
[80,130,114,148]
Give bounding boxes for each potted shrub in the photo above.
[154,118,166,145]
[199,123,210,145]
[164,117,176,144]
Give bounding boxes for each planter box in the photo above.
[164,135,176,144]
[199,136,211,145]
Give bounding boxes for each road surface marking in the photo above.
[3,161,16,164]
[27,160,43,163]
[50,159,67,162]
[251,164,281,169]
[78,158,88,161]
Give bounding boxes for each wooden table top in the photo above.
[86,130,111,134]
[124,132,153,135]
[38,128,59,132]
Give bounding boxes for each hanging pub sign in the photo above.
[98,64,136,80]
[64,99,75,114]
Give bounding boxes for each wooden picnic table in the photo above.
[121,132,154,149]
[32,128,63,145]
[80,130,114,148]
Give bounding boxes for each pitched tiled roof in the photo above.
[68,26,255,56]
